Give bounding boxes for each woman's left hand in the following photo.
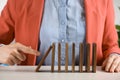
[102,53,120,73]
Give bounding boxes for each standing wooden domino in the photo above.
[79,43,84,72]
[92,43,97,72]
[51,43,55,72]
[65,43,68,72]
[72,43,75,72]
[58,43,61,72]
[86,43,90,72]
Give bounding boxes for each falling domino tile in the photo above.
[35,45,52,72]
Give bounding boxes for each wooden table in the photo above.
[0,66,120,80]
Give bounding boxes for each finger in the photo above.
[102,58,108,70]
[16,43,40,55]
[109,57,120,72]
[22,54,26,60]
[12,49,26,61]
[10,54,21,64]
[105,55,116,72]
[115,62,120,72]
[6,58,14,65]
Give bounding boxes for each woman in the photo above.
[0,0,120,72]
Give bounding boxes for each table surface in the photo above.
[0,66,120,80]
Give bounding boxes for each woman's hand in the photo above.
[102,53,120,72]
[0,43,40,65]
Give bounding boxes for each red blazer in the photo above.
[0,0,120,65]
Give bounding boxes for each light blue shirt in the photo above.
[36,0,86,65]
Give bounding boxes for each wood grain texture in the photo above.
[92,43,97,73]
[51,43,55,72]
[72,43,75,72]
[35,45,52,72]
[65,43,68,72]
[58,43,61,72]
[79,43,84,72]
[86,43,90,72]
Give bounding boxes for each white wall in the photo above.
[0,0,7,14]
[114,0,120,25]
[0,0,120,25]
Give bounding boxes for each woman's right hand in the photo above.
[0,43,40,65]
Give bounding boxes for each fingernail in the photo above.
[28,46,32,48]
[102,67,105,70]
[116,70,119,73]
[111,71,114,73]
[24,57,26,61]
[105,68,108,72]
[36,52,40,55]
[116,69,119,73]
[110,69,114,73]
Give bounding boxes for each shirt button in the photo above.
[55,57,58,62]
[62,4,66,7]
[61,39,65,42]
[61,21,65,25]
[61,61,65,65]
[61,57,65,61]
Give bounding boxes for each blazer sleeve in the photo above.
[102,0,120,59]
[0,0,16,44]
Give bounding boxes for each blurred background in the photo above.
[1,0,120,25]
[0,0,120,45]
[0,0,7,14]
